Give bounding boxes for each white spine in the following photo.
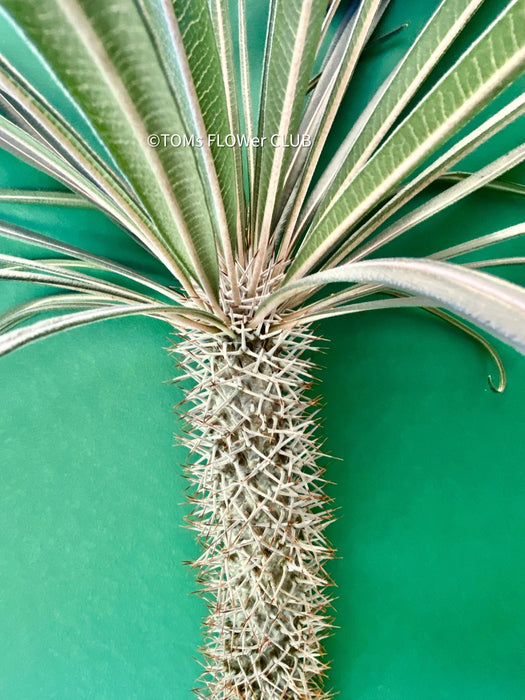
[174,321,334,699]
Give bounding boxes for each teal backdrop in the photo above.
[0,1,524,698]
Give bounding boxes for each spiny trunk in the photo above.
[174,322,334,699]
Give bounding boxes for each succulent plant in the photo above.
[0,0,524,697]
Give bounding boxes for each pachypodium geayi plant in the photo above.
[0,0,524,697]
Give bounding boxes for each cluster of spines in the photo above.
[172,316,335,699]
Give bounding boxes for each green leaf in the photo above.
[289,0,525,279]
[1,0,220,299]
[0,115,135,230]
[0,303,169,357]
[209,0,246,257]
[0,253,161,303]
[466,257,525,269]
[0,99,187,278]
[260,258,525,354]
[0,218,183,302]
[317,0,345,52]
[324,94,525,266]
[434,222,525,260]
[292,294,432,323]
[0,297,232,357]
[301,0,485,230]
[291,292,508,393]
[238,0,255,220]
[0,293,115,333]
[0,189,94,207]
[138,0,240,286]
[350,143,525,261]
[0,55,140,206]
[437,171,525,196]
[276,0,388,253]
[0,289,228,337]
[252,0,326,261]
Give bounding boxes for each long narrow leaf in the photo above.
[138,0,239,295]
[292,293,508,393]
[251,0,326,288]
[0,254,163,303]
[0,293,117,333]
[0,114,191,280]
[0,189,94,207]
[437,171,525,197]
[275,0,387,257]
[0,55,142,207]
[283,284,507,392]
[259,258,525,354]
[285,220,525,320]
[208,0,246,257]
[324,94,525,267]
[0,292,227,337]
[434,223,525,260]
[289,1,525,280]
[0,219,184,302]
[1,0,221,301]
[238,0,255,220]
[0,303,218,358]
[349,143,525,261]
[466,257,525,269]
[290,294,432,323]
[299,0,486,233]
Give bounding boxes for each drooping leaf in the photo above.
[0,293,117,333]
[260,258,525,354]
[0,253,161,303]
[0,303,221,358]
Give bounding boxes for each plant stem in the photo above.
[174,324,334,699]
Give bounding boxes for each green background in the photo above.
[0,1,524,698]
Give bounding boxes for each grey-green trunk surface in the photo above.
[175,324,333,699]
